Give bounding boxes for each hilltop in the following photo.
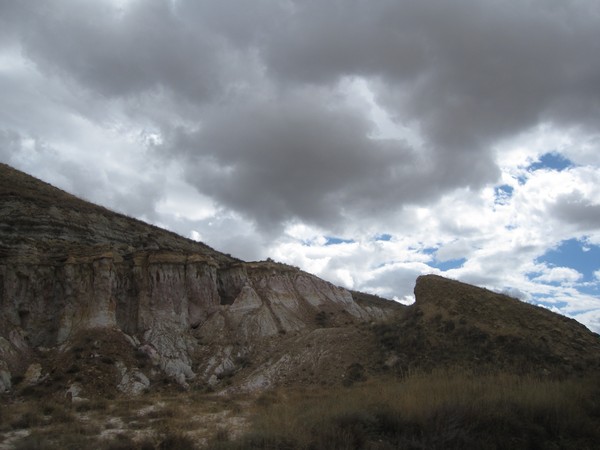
[377,274,600,377]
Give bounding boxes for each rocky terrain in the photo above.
[0,163,400,397]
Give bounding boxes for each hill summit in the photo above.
[377,274,600,377]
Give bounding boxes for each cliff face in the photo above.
[0,163,399,395]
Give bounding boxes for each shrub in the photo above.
[104,435,155,450]
[343,363,366,386]
[315,311,328,327]
[234,355,252,369]
[11,374,25,386]
[11,411,44,429]
[158,431,197,450]
[13,433,46,450]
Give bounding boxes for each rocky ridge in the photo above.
[0,163,400,396]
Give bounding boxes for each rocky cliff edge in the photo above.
[0,163,400,396]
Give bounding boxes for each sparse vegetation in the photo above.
[1,391,251,450]
[343,363,367,386]
[315,311,329,327]
[211,370,600,450]
[0,162,239,269]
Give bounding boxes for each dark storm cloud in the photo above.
[5,0,600,232]
[260,0,600,145]
[551,192,600,231]
[168,91,474,231]
[0,1,21,43]
[17,0,226,102]
[173,0,600,231]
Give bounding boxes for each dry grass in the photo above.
[211,370,600,450]
[2,370,599,449]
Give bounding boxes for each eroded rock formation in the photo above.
[0,163,399,395]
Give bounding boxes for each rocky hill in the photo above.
[0,163,400,397]
[376,275,600,377]
[1,163,599,402]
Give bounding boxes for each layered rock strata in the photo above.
[1,248,393,388]
[0,163,398,394]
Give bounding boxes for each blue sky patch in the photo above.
[536,238,600,282]
[494,184,514,204]
[429,257,467,271]
[579,284,600,296]
[375,233,392,241]
[324,236,355,245]
[516,174,528,185]
[538,238,600,279]
[533,298,569,311]
[528,152,574,172]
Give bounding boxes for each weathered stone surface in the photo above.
[116,361,150,395]
[0,360,11,393]
[23,363,42,386]
[65,383,86,403]
[1,249,396,392]
[0,163,400,394]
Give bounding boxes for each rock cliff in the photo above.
[0,163,400,395]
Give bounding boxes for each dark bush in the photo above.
[158,432,197,450]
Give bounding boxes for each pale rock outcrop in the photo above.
[1,250,395,392]
[203,345,237,383]
[0,337,17,369]
[228,285,280,339]
[0,330,29,376]
[65,383,86,403]
[0,360,11,393]
[23,363,42,386]
[116,361,150,395]
[0,163,400,394]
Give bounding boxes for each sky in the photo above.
[1,0,600,332]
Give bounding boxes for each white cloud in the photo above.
[532,267,583,285]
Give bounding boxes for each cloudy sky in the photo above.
[2,0,600,331]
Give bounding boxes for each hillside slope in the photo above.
[376,275,600,377]
[0,163,400,396]
[0,162,233,262]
